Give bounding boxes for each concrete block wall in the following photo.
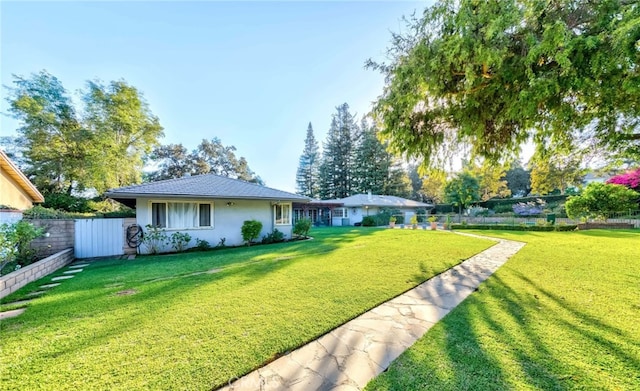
[28,219,75,258]
[0,248,74,299]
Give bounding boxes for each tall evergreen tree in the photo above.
[318,103,358,199]
[352,119,390,194]
[295,123,320,198]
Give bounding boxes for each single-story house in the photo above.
[0,149,44,223]
[293,192,434,226]
[106,174,309,253]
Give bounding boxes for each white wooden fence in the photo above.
[74,218,125,258]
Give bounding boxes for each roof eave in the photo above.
[105,192,310,203]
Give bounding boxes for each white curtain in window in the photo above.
[167,202,198,228]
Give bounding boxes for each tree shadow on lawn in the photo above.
[1,227,404,388]
[373,269,640,390]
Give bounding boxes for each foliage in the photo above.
[468,160,511,201]
[216,238,227,249]
[293,218,312,237]
[318,103,358,199]
[389,216,397,223]
[142,225,169,255]
[468,206,491,217]
[428,216,438,223]
[361,216,377,227]
[504,163,531,197]
[43,193,91,213]
[420,171,446,204]
[444,172,480,214]
[368,0,640,165]
[241,219,263,246]
[0,228,492,390]
[169,232,192,253]
[83,80,164,190]
[409,215,418,226]
[261,229,285,244]
[450,224,577,231]
[352,119,391,195]
[367,230,639,390]
[512,199,547,216]
[295,123,320,198]
[564,183,639,220]
[607,168,640,191]
[22,205,134,219]
[194,238,211,251]
[0,220,45,275]
[148,138,263,184]
[530,153,586,195]
[5,71,164,194]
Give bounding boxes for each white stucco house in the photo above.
[294,193,434,226]
[106,174,309,253]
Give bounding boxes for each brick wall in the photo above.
[28,219,75,258]
[0,248,74,299]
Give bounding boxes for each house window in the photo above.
[274,203,291,225]
[150,201,214,229]
[333,208,348,218]
[199,204,211,227]
[151,203,166,228]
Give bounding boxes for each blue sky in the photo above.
[1,1,428,192]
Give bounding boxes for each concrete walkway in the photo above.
[220,233,525,391]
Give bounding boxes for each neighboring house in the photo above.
[0,150,44,223]
[294,192,434,226]
[105,174,309,253]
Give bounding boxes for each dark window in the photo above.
[151,203,166,228]
[199,204,211,227]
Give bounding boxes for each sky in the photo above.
[0,0,429,193]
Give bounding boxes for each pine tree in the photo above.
[352,118,390,194]
[295,123,320,198]
[317,103,358,199]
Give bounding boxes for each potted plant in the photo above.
[389,216,396,228]
[410,215,418,229]
[428,216,438,230]
[443,215,452,230]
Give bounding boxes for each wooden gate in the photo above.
[74,218,125,258]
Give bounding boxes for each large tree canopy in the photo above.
[6,71,164,194]
[369,0,640,165]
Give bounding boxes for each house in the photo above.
[105,174,309,252]
[0,150,44,223]
[293,192,434,226]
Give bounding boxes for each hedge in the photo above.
[451,224,577,232]
[478,194,569,209]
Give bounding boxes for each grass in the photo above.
[366,229,640,391]
[0,227,492,390]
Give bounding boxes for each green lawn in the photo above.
[0,227,492,390]
[366,229,640,391]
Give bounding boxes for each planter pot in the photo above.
[430,222,437,230]
[443,223,449,230]
[389,222,396,228]
[412,224,418,230]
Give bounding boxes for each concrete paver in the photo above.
[220,233,525,391]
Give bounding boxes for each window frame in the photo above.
[274,203,292,225]
[333,207,348,218]
[148,200,214,230]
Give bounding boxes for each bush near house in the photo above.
[361,216,377,226]
[293,218,312,237]
[241,219,263,246]
[0,220,45,275]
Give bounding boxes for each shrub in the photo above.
[0,220,45,275]
[43,192,91,213]
[195,239,211,251]
[450,223,577,231]
[361,216,377,226]
[241,219,263,246]
[170,231,192,252]
[142,225,169,254]
[512,199,546,216]
[262,229,285,244]
[293,218,312,237]
[565,183,639,220]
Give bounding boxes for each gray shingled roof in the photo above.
[312,194,433,208]
[105,174,309,202]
